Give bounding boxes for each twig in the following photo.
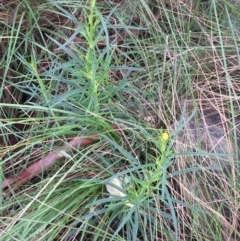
[2,123,120,194]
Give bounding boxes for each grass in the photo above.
[1,0,240,240]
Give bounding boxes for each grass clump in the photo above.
[0,0,240,240]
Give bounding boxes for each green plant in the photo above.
[1,0,240,240]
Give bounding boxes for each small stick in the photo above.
[2,123,120,194]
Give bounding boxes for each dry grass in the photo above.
[1,0,240,240]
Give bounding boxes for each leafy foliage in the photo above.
[1,0,240,240]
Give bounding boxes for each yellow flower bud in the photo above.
[161,132,169,141]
